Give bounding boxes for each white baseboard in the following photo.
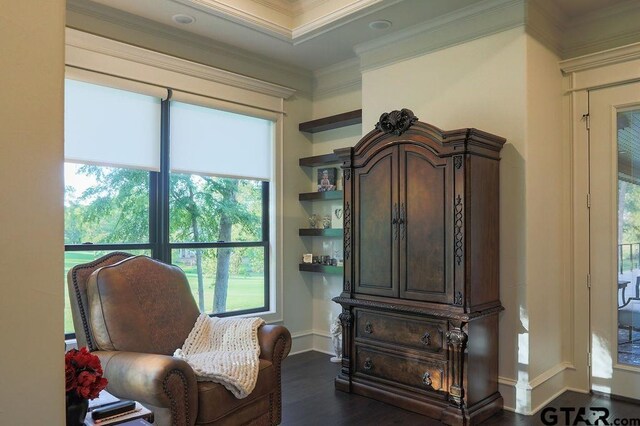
[289,329,338,357]
[499,362,587,415]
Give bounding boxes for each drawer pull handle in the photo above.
[422,372,432,387]
[420,332,431,346]
[364,321,373,334]
[363,358,373,371]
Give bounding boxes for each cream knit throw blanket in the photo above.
[174,314,265,399]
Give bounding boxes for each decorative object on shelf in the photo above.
[374,108,418,136]
[317,168,337,192]
[322,215,332,229]
[332,205,343,229]
[336,171,343,191]
[65,347,108,426]
[302,253,313,264]
[330,317,343,363]
[308,213,321,229]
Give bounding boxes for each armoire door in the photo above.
[353,147,399,297]
[399,144,453,303]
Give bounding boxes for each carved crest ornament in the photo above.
[375,108,418,136]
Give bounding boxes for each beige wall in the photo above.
[0,1,66,424]
[525,35,565,379]
[308,88,362,352]
[361,27,571,412]
[281,93,316,350]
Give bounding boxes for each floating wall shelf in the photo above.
[298,109,362,133]
[298,191,343,201]
[299,263,344,274]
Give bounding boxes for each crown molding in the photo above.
[65,28,297,99]
[312,57,362,97]
[171,0,292,40]
[67,0,312,93]
[291,0,398,45]
[559,41,640,74]
[525,0,565,56]
[561,0,640,59]
[355,0,525,72]
[172,0,395,44]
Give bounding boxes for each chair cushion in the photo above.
[196,359,275,424]
[87,255,201,355]
[619,300,640,329]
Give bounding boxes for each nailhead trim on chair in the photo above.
[272,334,287,425]
[163,368,190,426]
[70,252,132,351]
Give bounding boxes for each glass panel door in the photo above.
[590,82,640,398]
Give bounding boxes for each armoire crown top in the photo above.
[375,108,418,136]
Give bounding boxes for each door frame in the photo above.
[561,42,640,393]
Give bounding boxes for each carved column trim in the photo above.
[344,201,351,260]
[446,325,468,407]
[338,309,353,380]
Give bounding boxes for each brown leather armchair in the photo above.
[67,252,291,426]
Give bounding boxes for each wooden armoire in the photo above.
[333,109,505,425]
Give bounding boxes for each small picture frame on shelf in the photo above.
[302,253,313,264]
[317,168,337,192]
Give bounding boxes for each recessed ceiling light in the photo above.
[369,20,392,30]
[172,14,195,25]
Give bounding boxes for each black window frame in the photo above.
[64,95,271,339]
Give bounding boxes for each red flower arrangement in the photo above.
[65,347,108,400]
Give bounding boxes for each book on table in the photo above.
[86,391,153,425]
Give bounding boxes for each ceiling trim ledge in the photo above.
[291,0,403,45]
[312,58,362,98]
[561,0,640,60]
[354,0,526,73]
[560,41,640,74]
[171,0,292,41]
[66,0,312,93]
[524,0,565,57]
[65,28,297,99]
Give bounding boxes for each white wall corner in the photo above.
[312,57,362,98]
[290,329,338,357]
[354,0,526,72]
[499,362,575,415]
[289,330,315,355]
[311,329,337,356]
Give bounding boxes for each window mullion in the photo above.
[157,96,171,263]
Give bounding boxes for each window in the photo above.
[64,79,274,337]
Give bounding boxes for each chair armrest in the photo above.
[95,350,198,426]
[620,297,640,309]
[258,325,291,363]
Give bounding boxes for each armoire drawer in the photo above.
[354,345,447,394]
[355,309,446,354]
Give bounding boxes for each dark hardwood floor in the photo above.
[281,351,640,425]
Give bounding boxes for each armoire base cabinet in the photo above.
[333,109,505,425]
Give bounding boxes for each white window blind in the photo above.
[64,79,162,171]
[170,101,273,181]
